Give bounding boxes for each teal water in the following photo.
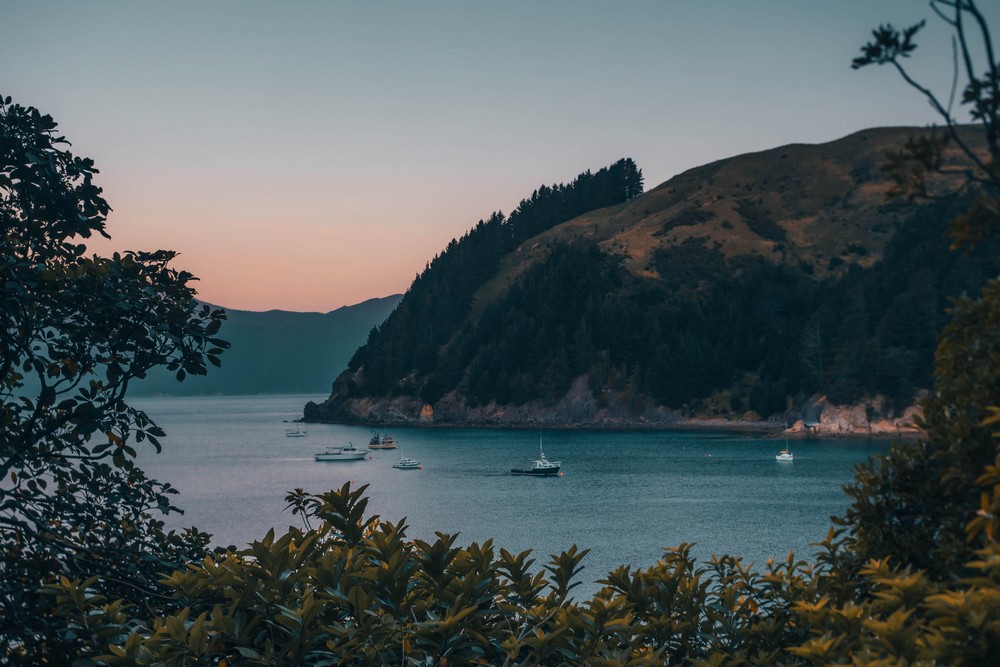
[135,394,885,593]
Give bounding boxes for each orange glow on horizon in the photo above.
[86,201,448,313]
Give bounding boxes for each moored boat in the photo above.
[315,443,368,462]
[775,449,794,462]
[368,431,398,449]
[285,426,307,438]
[511,433,561,476]
[392,456,421,469]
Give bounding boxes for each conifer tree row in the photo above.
[335,158,644,402]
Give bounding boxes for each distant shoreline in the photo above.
[304,416,922,440]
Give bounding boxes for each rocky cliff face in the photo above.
[784,394,924,438]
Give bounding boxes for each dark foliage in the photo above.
[734,197,788,242]
[806,195,1000,407]
[657,206,716,235]
[0,95,229,663]
[320,158,644,409]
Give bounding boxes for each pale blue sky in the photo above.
[5,1,991,311]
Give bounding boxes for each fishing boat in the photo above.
[314,443,368,462]
[511,434,561,477]
[368,431,398,449]
[392,456,421,470]
[775,449,794,462]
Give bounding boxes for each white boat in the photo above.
[314,443,368,462]
[285,426,307,438]
[511,433,561,476]
[392,456,421,470]
[775,449,794,462]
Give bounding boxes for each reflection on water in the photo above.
[135,394,885,595]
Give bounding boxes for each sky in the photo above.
[5,1,993,312]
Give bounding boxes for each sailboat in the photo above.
[511,432,562,476]
[776,437,794,462]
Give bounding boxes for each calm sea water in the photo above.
[134,394,884,594]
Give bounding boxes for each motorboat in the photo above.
[392,456,421,470]
[775,449,794,462]
[314,443,368,462]
[511,434,561,477]
[368,431,398,450]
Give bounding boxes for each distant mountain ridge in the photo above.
[132,295,401,396]
[306,127,1000,427]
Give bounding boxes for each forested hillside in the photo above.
[321,158,643,399]
[306,130,999,425]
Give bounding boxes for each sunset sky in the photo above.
[6,1,989,312]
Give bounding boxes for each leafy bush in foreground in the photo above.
[46,483,822,665]
[42,421,1000,665]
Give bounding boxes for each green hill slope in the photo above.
[306,128,1000,426]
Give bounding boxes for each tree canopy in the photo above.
[0,94,228,663]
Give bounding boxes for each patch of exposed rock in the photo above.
[784,394,924,438]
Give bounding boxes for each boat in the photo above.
[775,449,794,462]
[314,443,368,461]
[285,426,307,438]
[368,431,398,450]
[392,456,421,470]
[511,434,561,477]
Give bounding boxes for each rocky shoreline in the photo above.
[781,394,924,439]
[304,389,925,440]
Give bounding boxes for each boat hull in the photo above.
[315,451,368,462]
[510,467,561,476]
